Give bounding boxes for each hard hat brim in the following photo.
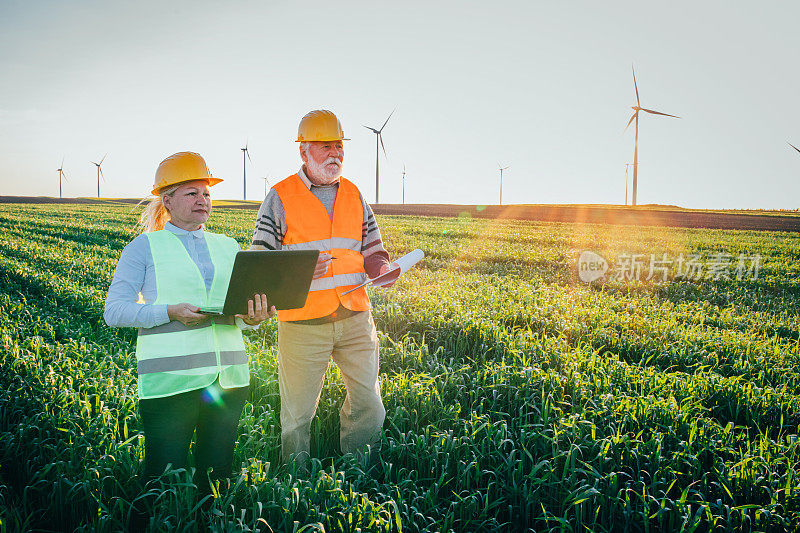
[151,177,223,196]
[295,137,350,142]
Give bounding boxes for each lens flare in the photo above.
[201,383,224,407]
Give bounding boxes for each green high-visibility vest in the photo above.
[135,229,250,399]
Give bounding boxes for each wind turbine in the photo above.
[498,164,509,205]
[790,142,800,154]
[241,142,252,200]
[624,162,632,206]
[624,66,680,206]
[91,154,107,198]
[401,164,406,205]
[363,109,395,204]
[57,158,68,199]
[261,175,271,197]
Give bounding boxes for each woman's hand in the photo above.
[236,293,277,326]
[167,303,209,327]
[313,252,333,280]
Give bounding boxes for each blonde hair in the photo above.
[138,184,180,233]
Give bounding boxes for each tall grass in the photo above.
[1,203,798,532]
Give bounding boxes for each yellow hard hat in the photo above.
[151,151,222,195]
[296,110,350,142]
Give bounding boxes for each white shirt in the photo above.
[104,222,253,330]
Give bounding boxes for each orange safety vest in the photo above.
[273,174,371,321]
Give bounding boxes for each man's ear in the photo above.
[299,145,308,164]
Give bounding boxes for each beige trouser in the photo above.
[277,310,386,463]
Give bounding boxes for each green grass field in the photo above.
[1,203,799,532]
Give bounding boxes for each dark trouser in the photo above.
[138,380,249,493]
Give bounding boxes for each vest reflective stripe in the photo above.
[309,273,368,292]
[134,230,250,399]
[220,350,248,365]
[273,174,371,321]
[283,237,362,253]
[138,352,217,374]
[137,315,235,336]
[137,349,247,374]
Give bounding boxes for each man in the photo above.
[250,109,392,467]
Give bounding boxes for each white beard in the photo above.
[306,155,342,185]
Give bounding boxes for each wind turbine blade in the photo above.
[61,157,65,167]
[379,108,396,133]
[100,153,107,164]
[246,149,252,163]
[624,112,637,133]
[379,134,387,158]
[632,65,640,107]
[363,125,379,134]
[790,142,800,154]
[100,167,106,181]
[641,108,680,118]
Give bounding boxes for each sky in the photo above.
[1,0,798,209]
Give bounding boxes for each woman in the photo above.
[104,151,275,496]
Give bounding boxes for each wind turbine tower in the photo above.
[363,109,395,204]
[401,164,406,205]
[498,164,509,205]
[241,143,252,201]
[261,175,271,197]
[624,66,680,206]
[57,158,68,199]
[91,154,107,198]
[625,162,632,206]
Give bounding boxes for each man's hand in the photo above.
[167,303,209,327]
[313,252,333,280]
[377,262,400,288]
[236,293,276,326]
